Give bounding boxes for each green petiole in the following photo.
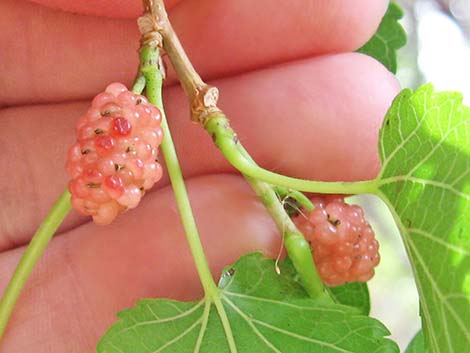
[0,190,71,339]
[205,115,379,195]
[140,45,219,297]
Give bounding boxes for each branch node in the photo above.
[137,13,163,49]
[191,85,222,124]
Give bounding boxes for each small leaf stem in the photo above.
[0,190,71,339]
[205,115,379,195]
[140,45,219,297]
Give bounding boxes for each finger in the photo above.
[0,174,281,353]
[0,53,399,251]
[0,0,388,105]
[30,0,182,18]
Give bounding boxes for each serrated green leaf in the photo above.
[405,330,426,353]
[377,84,470,353]
[357,2,407,73]
[329,282,370,316]
[98,253,398,353]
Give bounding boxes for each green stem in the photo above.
[205,115,379,195]
[0,190,71,338]
[244,175,332,301]
[141,47,218,297]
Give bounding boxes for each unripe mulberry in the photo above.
[293,195,380,286]
[66,83,163,224]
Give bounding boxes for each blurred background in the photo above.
[396,0,470,100]
[355,0,469,350]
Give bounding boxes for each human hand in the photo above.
[0,0,399,351]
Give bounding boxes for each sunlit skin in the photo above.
[0,0,399,351]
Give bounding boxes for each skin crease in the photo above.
[0,0,399,351]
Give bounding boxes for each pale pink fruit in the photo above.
[66,83,164,224]
[293,196,380,286]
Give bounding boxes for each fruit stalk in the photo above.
[146,0,331,299]
[0,190,71,339]
[271,185,314,212]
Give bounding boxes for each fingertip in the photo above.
[343,0,390,51]
[296,0,391,53]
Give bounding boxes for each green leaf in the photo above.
[98,253,398,353]
[405,330,426,353]
[377,84,470,353]
[357,2,407,73]
[329,282,371,316]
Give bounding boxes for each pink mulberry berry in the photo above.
[66,83,163,224]
[293,195,380,286]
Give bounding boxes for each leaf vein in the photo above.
[120,301,204,334]
[151,317,202,353]
[225,291,347,313]
[380,176,470,200]
[223,297,282,353]
[409,228,470,255]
